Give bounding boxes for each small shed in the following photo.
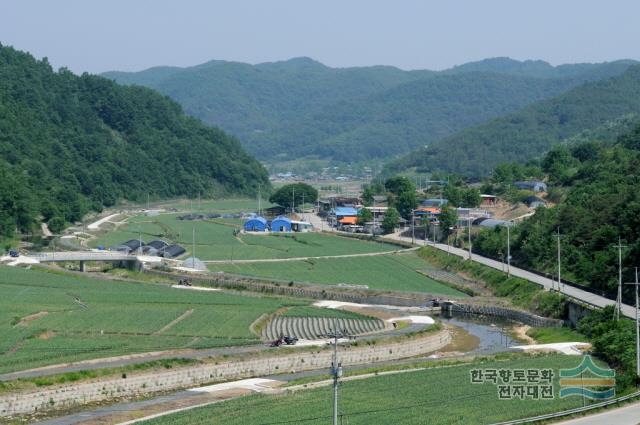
[514,181,548,192]
[421,199,448,208]
[291,220,313,232]
[271,216,292,232]
[115,239,144,253]
[244,216,268,232]
[182,257,206,271]
[159,244,186,258]
[480,194,497,207]
[146,240,169,250]
[478,219,514,229]
[523,196,546,208]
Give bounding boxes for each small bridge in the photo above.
[27,251,160,271]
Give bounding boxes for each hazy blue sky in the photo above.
[2,0,639,74]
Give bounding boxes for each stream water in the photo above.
[439,311,517,354]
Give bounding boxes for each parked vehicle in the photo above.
[8,249,19,258]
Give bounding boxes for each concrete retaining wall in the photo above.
[444,302,563,328]
[0,330,450,417]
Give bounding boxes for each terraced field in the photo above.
[142,355,590,425]
[263,316,387,340]
[0,266,302,373]
[208,252,467,295]
[91,213,399,261]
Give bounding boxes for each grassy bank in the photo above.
[417,246,566,317]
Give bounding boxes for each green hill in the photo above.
[473,125,640,294]
[386,65,640,177]
[0,43,269,240]
[103,57,636,163]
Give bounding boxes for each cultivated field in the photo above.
[156,198,273,213]
[0,266,303,373]
[142,355,589,425]
[207,252,467,296]
[91,213,399,261]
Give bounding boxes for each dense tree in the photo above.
[438,205,458,238]
[381,207,401,234]
[384,176,415,195]
[0,44,269,240]
[395,191,419,220]
[443,186,481,208]
[357,208,373,225]
[268,183,318,210]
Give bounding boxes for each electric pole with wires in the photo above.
[323,320,356,425]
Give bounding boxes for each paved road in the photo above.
[554,401,640,425]
[382,232,636,319]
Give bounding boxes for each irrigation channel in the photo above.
[32,311,519,425]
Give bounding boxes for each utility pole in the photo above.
[432,222,437,246]
[411,211,415,245]
[292,187,295,215]
[615,238,627,321]
[258,184,262,217]
[467,217,472,260]
[192,226,196,262]
[506,223,511,278]
[323,321,355,425]
[624,267,640,380]
[556,227,562,292]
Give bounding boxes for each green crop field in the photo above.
[281,306,376,320]
[157,198,272,213]
[91,213,398,261]
[142,355,592,425]
[0,266,302,374]
[208,252,466,296]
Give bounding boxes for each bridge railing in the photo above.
[29,252,137,261]
[490,390,640,425]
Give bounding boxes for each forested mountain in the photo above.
[386,65,640,177]
[0,44,269,239]
[473,126,640,297]
[103,57,636,163]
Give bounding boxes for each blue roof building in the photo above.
[271,216,292,232]
[244,216,268,232]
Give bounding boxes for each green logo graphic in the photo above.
[559,355,615,400]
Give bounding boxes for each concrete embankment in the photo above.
[0,329,450,417]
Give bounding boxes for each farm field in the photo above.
[142,355,589,425]
[0,266,303,374]
[207,252,467,296]
[91,213,399,261]
[156,198,273,213]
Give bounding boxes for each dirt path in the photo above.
[203,246,418,264]
[153,309,194,335]
[512,324,536,344]
[15,311,49,327]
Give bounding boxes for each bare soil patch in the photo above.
[15,311,49,327]
[153,309,194,335]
